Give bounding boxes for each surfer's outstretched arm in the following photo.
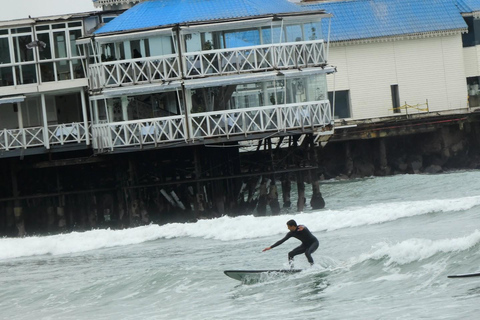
[263,233,292,252]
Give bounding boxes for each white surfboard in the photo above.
[224,269,302,282]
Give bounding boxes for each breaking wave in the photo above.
[1,195,480,260]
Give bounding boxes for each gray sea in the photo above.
[1,170,480,319]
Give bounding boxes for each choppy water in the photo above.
[2,171,480,319]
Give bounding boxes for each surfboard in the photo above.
[447,271,480,278]
[224,269,302,282]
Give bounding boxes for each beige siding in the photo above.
[463,46,480,78]
[327,34,468,120]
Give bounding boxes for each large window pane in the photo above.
[56,61,71,80]
[285,25,303,42]
[0,66,14,86]
[37,33,52,60]
[15,65,37,84]
[13,35,34,62]
[54,31,67,58]
[262,27,285,44]
[304,22,322,41]
[225,29,260,48]
[0,38,11,63]
[72,59,84,79]
[69,29,82,56]
[40,62,55,82]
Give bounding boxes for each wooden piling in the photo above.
[296,172,305,212]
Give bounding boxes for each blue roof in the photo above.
[455,0,480,12]
[95,0,310,34]
[306,0,468,42]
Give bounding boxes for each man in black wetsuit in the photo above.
[263,219,319,266]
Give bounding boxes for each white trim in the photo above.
[102,81,182,97]
[183,72,278,89]
[0,95,25,104]
[94,28,173,43]
[331,29,466,46]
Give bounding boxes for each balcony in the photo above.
[88,39,326,90]
[0,122,91,152]
[91,100,332,151]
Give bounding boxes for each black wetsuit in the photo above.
[270,225,319,264]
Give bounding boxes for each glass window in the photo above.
[12,27,31,34]
[37,33,52,60]
[328,90,351,119]
[15,65,37,85]
[0,29,8,35]
[0,38,11,63]
[304,22,322,41]
[40,62,55,82]
[72,59,84,79]
[36,25,49,31]
[68,22,82,28]
[52,23,65,30]
[69,29,82,56]
[54,31,67,58]
[13,35,34,62]
[56,61,71,80]
[262,26,285,44]
[285,25,303,42]
[225,29,260,48]
[185,33,201,52]
[0,66,14,86]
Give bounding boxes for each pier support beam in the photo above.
[282,175,291,208]
[268,180,280,214]
[256,178,267,215]
[377,139,389,176]
[310,180,325,210]
[296,172,305,212]
[11,160,25,237]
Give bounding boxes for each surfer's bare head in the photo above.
[287,219,297,231]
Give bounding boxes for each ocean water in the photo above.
[1,171,480,319]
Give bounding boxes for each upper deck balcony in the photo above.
[0,21,87,95]
[87,19,327,90]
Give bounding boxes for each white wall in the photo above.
[327,34,468,120]
[463,46,480,78]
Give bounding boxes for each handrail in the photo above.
[87,40,326,89]
[91,100,332,151]
[0,122,92,152]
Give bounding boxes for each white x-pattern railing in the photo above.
[184,40,326,78]
[189,101,331,139]
[91,101,331,151]
[0,122,91,151]
[87,40,326,89]
[88,54,181,89]
[91,115,187,151]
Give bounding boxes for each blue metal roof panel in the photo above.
[308,0,468,42]
[455,0,480,12]
[95,0,308,34]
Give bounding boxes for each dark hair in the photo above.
[286,219,297,227]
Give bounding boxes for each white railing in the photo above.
[87,40,326,88]
[92,116,187,151]
[88,54,181,89]
[189,101,332,140]
[0,122,91,151]
[47,123,90,146]
[184,40,326,78]
[91,101,331,151]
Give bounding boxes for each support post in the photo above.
[296,172,305,212]
[282,175,291,208]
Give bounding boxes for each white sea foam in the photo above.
[1,195,480,260]
[354,229,480,266]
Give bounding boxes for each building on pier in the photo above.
[83,0,335,153]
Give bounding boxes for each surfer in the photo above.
[263,219,319,266]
